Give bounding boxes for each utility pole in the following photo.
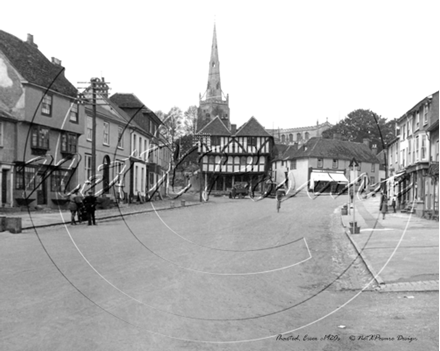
[77,77,110,194]
[91,78,97,193]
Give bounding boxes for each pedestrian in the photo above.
[380,192,388,220]
[83,191,97,226]
[68,189,79,225]
[74,191,84,223]
[276,187,286,213]
[391,194,397,213]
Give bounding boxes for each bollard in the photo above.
[6,217,22,234]
[181,199,186,207]
[0,216,6,232]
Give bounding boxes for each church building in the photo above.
[196,25,274,195]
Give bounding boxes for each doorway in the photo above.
[2,169,8,206]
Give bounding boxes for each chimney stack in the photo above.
[231,124,236,134]
[371,143,378,155]
[26,34,38,48]
[51,57,62,66]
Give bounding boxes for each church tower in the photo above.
[197,24,230,132]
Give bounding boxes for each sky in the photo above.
[2,0,439,130]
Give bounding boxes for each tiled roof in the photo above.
[110,93,150,110]
[197,116,231,135]
[235,116,272,137]
[0,30,77,97]
[283,137,379,163]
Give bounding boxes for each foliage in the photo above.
[321,109,396,151]
[183,105,198,135]
[156,106,183,145]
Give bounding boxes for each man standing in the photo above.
[83,191,97,225]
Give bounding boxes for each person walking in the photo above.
[68,189,79,225]
[83,191,97,226]
[391,194,397,213]
[380,192,388,220]
[74,191,84,223]
[276,187,286,213]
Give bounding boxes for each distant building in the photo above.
[0,30,84,208]
[197,24,230,132]
[273,137,380,193]
[110,93,170,200]
[196,25,273,195]
[266,119,333,145]
[390,91,438,217]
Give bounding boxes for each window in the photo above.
[61,133,77,154]
[51,170,70,192]
[85,154,92,182]
[289,134,293,143]
[317,158,323,168]
[211,136,220,146]
[332,159,338,169]
[103,122,109,145]
[416,136,419,160]
[424,104,429,125]
[133,134,137,156]
[86,117,92,141]
[144,140,147,161]
[240,156,247,165]
[291,159,296,169]
[370,176,375,184]
[402,123,406,139]
[371,163,375,173]
[31,126,50,149]
[305,132,310,140]
[247,137,256,147]
[118,126,124,149]
[15,166,34,190]
[42,95,52,116]
[421,135,426,159]
[138,137,142,157]
[297,133,302,141]
[0,121,3,146]
[416,111,420,130]
[69,103,78,123]
[436,140,439,161]
[115,160,124,185]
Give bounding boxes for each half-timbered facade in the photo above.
[197,117,273,193]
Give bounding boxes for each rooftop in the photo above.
[0,30,77,97]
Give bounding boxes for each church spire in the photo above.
[206,24,222,100]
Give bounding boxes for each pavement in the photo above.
[1,192,202,231]
[340,194,439,293]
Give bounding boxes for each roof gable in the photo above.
[235,116,271,137]
[0,30,77,97]
[198,116,231,135]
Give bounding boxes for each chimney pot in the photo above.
[51,57,62,66]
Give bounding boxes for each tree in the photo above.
[158,106,183,145]
[322,109,396,152]
[182,105,198,135]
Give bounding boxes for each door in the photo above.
[103,155,110,194]
[2,169,8,205]
[36,172,47,205]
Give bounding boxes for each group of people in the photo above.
[68,190,97,226]
[380,192,397,220]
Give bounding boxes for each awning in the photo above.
[310,172,332,189]
[328,173,348,183]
